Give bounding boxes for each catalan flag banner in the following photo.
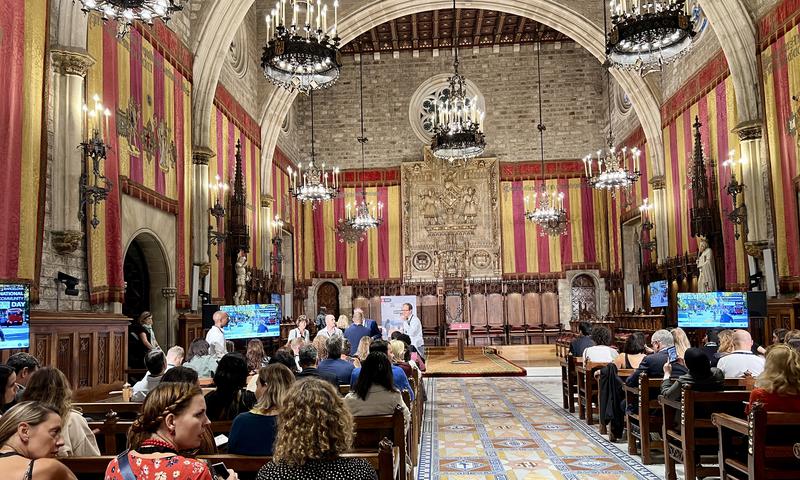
[207,102,262,301]
[762,25,800,288]
[616,130,652,267]
[271,148,306,281]
[661,76,746,289]
[500,178,609,274]
[86,16,193,304]
[307,185,402,280]
[0,0,47,290]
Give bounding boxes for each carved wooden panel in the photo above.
[420,294,439,329]
[58,335,73,381]
[353,297,370,316]
[97,333,108,385]
[34,334,50,366]
[113,333,125,382]
[369,296,383,323]
[542,292,560,327]
[78,335,92,388]
[469,293,487,327]
[524,292,541,327]
[507,293,524,328]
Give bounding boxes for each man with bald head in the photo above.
[206,310,229,360]
[315,314,342,340]
[716,329,765,378]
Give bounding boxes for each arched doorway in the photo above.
[123,232,172,349]
[316,282,340,319]
[571,274,597,320]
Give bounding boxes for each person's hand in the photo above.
[663,362,672,376]
[226,470,238,480]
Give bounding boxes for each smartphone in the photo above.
[666,345,678,363]
[211,462,230,480]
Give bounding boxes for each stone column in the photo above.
[649,175,668,264]
[50,48,94,255]
[192,146,215,273]
[161,287,177,348]
[261,194,273,272]
[734,122,769,247]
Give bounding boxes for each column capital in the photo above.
[192,146,216,165]
[733,121,763,142]
[649,175,666,190]
[51,230,83,255]
[744,240,768,259]
[161,287,177,299]
[261,194,274,208]
[51,47,95,77]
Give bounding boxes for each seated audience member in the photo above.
[582,326,618,363]
[165,346,184,370]
[246,339,269,374]
[344,352,410,433]
[105,382,238,480]
[256,379,377,480]
[295,345,338,387]
[0,366,18,413]
[21,367,100,457]
[287,316,310,343]
[6,353,40,402]
[660,347,724,403]
[229,364,295,456]
[160,366,199,385]
[613,332,646,370]
[269,348,299,374]
[713,329,735,366]
[389,340,415,378]
[391,332,426,370]
[318,337,355,385]
[315,314,343,340]
[772,328,788,345]
[344,313,372,356]
[789,338,800,353]
[312,335,329,361]
[354,337,372,369]
[0,402,76,479]
[700,328,721,363]
[783,329,800,343]
[132,350,167,402]
[183,339,218,378]
[350,340,414,400]
[716,330,765,378]
[569,322,594,357]
[746,344,800,414]
[342,339,354,362]
[204,353,257,421]
[626,329,688,388]
[671,327,691,358]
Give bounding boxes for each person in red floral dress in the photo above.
[104,382,237,480]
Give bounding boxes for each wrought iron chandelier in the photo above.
[524,40,567,237]
[261,0,342,93]
[287,90,339,204]
[606,0,699,75]
[79,95,113,229]
[583,66,641,196]
[430,0,486,162]
[336,53,383,243]
[77,0,183,36]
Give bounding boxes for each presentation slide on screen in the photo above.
[649,281,668,307]
[677,292,748,328]
[221,304,280,339]
[0,284,31,349]
[380,295,416,339]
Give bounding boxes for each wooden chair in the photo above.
[353,405,407,480]
[541,292,562,344]
[713,404,800,480]
[624,373,664,465]
[575,361,606,424]
[486,291,505,345]
[560,354,579,413]
[88,417,234,455]
[660,387,751,480]
[506,292,527,345]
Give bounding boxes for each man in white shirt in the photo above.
[400,303,424,357]
[315,314,343,340]
[717,330,765,378]
[206,310,229,360]
[132,350,166,402]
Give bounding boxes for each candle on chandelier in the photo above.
[104,108,111,141]
[281,0,286,26]
[322,5,327,34]
[266,14,271,39]
[346,203,351,220]
[316,0,321,31]
[378,202,383,219]
[292,2,298,27]
[306,2,311,29]
[333,0,338,34]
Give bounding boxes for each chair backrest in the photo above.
[542,292,560,327]
[523,292,541,328]
[76,402,142,421]
[420,295,439,329]
[469,293,487,328]
[506,293,524,328]
[487,293,504,327]
[353,405,406,480]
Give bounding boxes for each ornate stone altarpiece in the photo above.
[401,149,501,281]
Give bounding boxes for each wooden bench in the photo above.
[624,373,663,464]
[353,405,407,480]
[560,354,579,413]
[713,404,800,479]
[660,386,751,480]
[595,367,633,436]
[59,438,396,480]
[88,417,234,455]
[75,402,142,421]
[576,361,606,424]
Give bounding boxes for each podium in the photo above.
[449,322,471,364]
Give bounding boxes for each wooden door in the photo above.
[316,282,340,318]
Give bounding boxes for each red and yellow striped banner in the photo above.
[0,0,47,289]
[271,148,306,281]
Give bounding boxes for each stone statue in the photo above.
[696,237,717,293]
[234,249,249,305]
[463,187,477,223]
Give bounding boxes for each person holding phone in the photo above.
[625,330,688,388]
[104,382,238,480]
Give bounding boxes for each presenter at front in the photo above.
[401,303,424,357]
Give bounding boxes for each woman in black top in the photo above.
[204,353,257,421]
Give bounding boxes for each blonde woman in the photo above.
[713,329,734,366]
[671,327,691,359]
[256,378,376,480]
[353,337,372,368]
[21,367,99,457]
[0,402,76,480]
[336,314,351,330]
[746,344,800,414]
[389,340,415,379]
[229,364,295,456]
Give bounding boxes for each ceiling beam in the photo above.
[433,10,439,48]
[454,7,461,47]
[473,9,484,45]
[494,12,507,44]
[370,27,380,51]
[515,17,527,43]
[389,19,399,51]
[412,13,418,49]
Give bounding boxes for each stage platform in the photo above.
[423,346,528,377]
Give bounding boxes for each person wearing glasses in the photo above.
[399,303,424,358]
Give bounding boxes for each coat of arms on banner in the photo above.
[787,95,800,150]
[117,98,177,173]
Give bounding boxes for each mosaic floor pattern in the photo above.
[418,377,660,480]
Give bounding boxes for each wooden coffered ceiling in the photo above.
[340,8,572,54]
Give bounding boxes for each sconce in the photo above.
[638,198,657,252]
[207,175,229,258]
[270,215,285,275]
[723,150,748,240]
[79,94,113,229]
[207,226,227,259]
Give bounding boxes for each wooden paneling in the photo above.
[765,298,800,346]
[177,313,204,351]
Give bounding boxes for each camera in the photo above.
[57,272,79,296]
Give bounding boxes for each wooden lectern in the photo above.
[450,322,471,364]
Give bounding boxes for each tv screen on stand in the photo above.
[677,292,749,329]
[220,304,280,340]
[649,280,669,308]
[0,284,31,349]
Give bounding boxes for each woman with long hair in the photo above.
[388,340,414,379]
[0,365,18,412]
[353,337,372,369]
[713,329,735,366]
[21,367,99,457]
[246,339,268,374]
[105,382,238,480]
[229,364,295,456]
[256,378,376,480]
[671,327,691,359]
[204,353,257,421]
[0,402,76,479]
[614,332,647,369]
[183,338,218,378]
[336,314,351,331]
[344,352,410,433]
[747,344,800,414]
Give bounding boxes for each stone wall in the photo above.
[659,24,723,103]
[218,7,265,124]
[292,42,607,169]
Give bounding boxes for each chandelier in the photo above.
[336,52,383,243]
[261,0,342,93]
[606,0,699,75]
[524,40,567,237]
[430,0,486,162]
[79,95,114,229]
[77,0,183,36]
[287,90,339,204]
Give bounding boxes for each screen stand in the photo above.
[451,329,471,364]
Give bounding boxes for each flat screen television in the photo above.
[649,280,669,308]
[0,284,31,349]
[220,304,280,340]
[677,292,749,329]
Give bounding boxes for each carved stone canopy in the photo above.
[51,48,95,77]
